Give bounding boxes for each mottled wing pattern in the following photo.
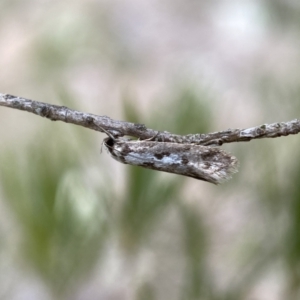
[104,137,238,184]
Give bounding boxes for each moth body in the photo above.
[103,137,238,184]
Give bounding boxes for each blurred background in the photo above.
[0,0,300,299]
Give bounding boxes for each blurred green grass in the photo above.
[0,124,109,296]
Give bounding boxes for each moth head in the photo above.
[104,137,115,148]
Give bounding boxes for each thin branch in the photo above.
[1,93,299,146]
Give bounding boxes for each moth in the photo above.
[103,135,238,184]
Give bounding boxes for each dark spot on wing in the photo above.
[154,151,171,160]
[119,143,132,155]
[181,156,189,165]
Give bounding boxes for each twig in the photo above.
[0,93,299,146]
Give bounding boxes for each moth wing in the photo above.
[104,139,238,184]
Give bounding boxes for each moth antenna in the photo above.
[98,125,116,140]
[99,126,116,154]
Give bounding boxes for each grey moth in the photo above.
[103,137,238,184]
